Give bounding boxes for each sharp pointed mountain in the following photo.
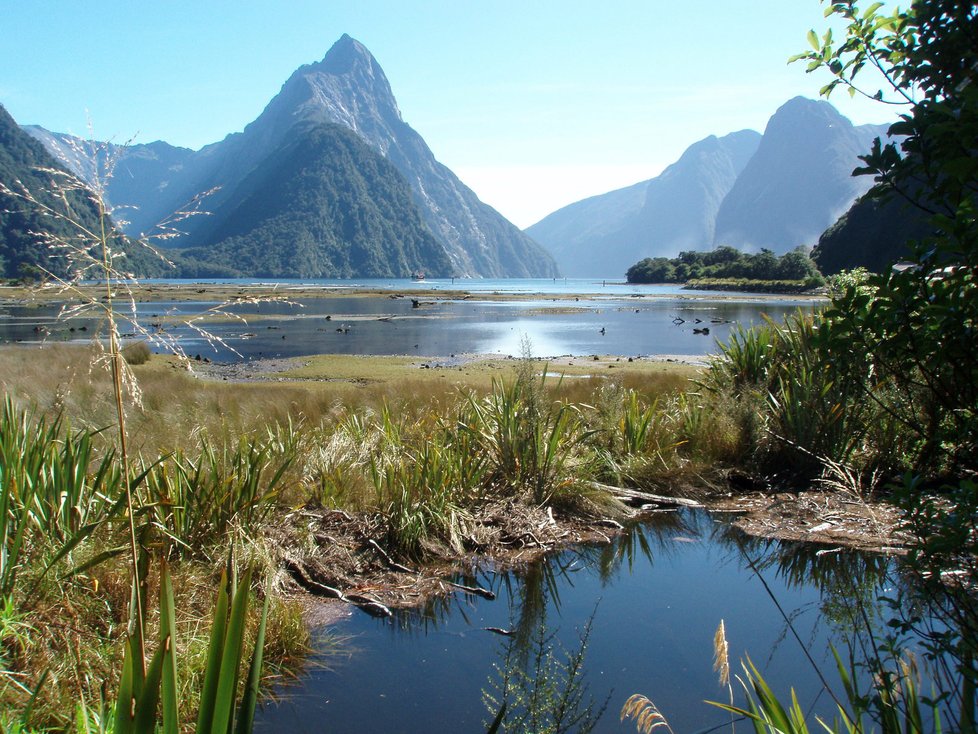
[244,34,557,277]
[527,130,761,277]
[25,34,557,279]
[712,96,888,252]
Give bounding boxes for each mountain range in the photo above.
[527,97,890,278]
[22,35,558,279]
[6,40,901,282]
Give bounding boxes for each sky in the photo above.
[1,1,898,228]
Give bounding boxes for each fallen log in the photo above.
[587,481,704,508]
[346,593,393,618]
[284,559,345,600]
[367,538,417,574]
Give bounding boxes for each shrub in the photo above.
[121,341,152,365]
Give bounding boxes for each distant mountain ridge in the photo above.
[0,104,166,279]
[22,34,558,279]
[712,98,887,252]
[528,97,890,278]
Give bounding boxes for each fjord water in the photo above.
[0,279,818,360]
[255,509,889,733]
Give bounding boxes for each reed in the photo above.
[463,375,594,506]
[371,429,471,559]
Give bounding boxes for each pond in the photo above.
[254,509,892,733]
[0,280,818,361]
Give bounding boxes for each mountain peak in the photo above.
[319,33,379,75]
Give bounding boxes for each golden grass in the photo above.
[0,344,700,460]
[620,693,675,734]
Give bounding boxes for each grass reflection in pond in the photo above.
[254,509,897,733]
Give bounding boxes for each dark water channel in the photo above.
[0,283,817,361]
[254,509,891,733]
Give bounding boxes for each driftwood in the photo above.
[284,559,345,600]
[345,593,393,618]
[587,481,704,508]
[367,538,417,574]
[445,580,496,600]
[285,559,392,618]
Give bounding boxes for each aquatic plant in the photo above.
[483,611,608,734]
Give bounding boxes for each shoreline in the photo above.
[0,281,828,305]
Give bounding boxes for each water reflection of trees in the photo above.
[386,508,897,645]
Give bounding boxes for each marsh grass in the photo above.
[1,306,725,726]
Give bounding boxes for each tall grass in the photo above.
[463,375,594,505]
[146,430,297,559]
[0,397,124,598]
[702,311,884,478]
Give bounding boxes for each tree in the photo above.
[794,0,978,473]
[795,4,978,725]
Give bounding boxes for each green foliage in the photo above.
[705,312,874,474]
[145,430,296,559]
[707,650,945,734]
[0,397,125,598]
[0,105,169,281]
[463,373,594,506]
[113,562,269,734]
[371,429,474,559]
[684,277,823,293]
[792,0,978,474]
[483,613,608,734]
[626,245,823,285]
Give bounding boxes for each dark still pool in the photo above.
[254,509,892,734]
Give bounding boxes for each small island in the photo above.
[626,244,824,293]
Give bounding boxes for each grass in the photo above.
[0,339,708,728]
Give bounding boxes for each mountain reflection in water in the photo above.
[255,509,894,733]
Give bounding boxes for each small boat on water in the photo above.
[411,271,425,281]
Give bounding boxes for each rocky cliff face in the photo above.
[529,97,890,277]
[527,130,760,277]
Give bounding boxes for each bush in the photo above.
[122,341,152,365]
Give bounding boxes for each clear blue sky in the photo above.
[1,1,897,227]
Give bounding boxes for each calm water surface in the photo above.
[0,279,819,361]
[254,509,890,734]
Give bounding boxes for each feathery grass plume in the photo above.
[713,618,736,731]
[713,619,730,688]
[0,129,285,730]
[620,694,674,734]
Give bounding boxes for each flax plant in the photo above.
[464,375,594,506]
